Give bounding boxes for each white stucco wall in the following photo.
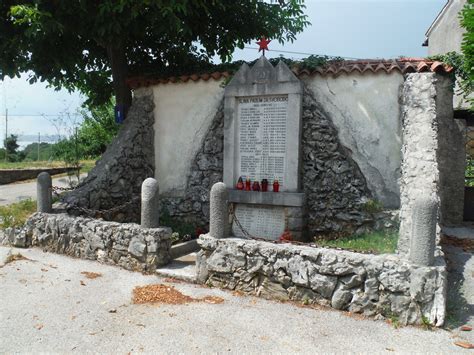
[150,72,403,208]
[427,0,468,109]
[304,73,404,208]
[153,80,224,196]
[427,0,466,56]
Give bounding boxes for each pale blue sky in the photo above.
[0,0,447,145]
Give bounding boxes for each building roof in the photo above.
[425,0,451,38]
[126,58,454,89]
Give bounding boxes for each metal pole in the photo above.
[37,132,41,161]
[4,108,7,162]
[74,127,79,180]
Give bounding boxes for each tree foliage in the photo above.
[52,100,118,165]
[22,142,53,161]
[1,0,309,111]
[3,134,22,161]
[461,0,474,88]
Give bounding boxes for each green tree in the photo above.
[4,134,19,155]
[21,142,53,161]
[77,100,119,157]
[1,1,309,113]
[3,134,23,161]
[52,100,119,164]
[461,0,474,87]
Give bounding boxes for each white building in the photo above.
[423,0,467,56]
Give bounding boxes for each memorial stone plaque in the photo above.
[238,95,288,188]
[223,56,304,240]
[232,204,286,240]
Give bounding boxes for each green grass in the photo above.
[0,159,96,171]
[0,159,96,175]
[0,160,66,169]
[79,159,96,173]
[0,199,37,228]
[314,231,398,254]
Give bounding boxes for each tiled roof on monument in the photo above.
[126,58,453,89]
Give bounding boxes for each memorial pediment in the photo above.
[227,56,300,87]
[223,57,304,240]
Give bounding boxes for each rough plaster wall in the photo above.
[161,85,396,237]
[64,88,155,222]
[161,104,224,227]
[153,80,224,196]
[304,73,403,208]
[427,0,466,57]
[302,86,373,236]
[427,0,469,109]
[398,73,458,256]
[435,75,465,225]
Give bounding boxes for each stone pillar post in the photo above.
[37,172,52,213]
[141,178,160,228]
[398,72,456,256]
[210,182,228,239]
[409,197,438,266]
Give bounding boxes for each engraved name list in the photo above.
[237,95,288,189]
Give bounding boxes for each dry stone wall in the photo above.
[17,212,172,272]
[161,87,396,238]
[160,104,224,228]
[197,234,447,326]
[64,88,155,223]
[301,87,376,236]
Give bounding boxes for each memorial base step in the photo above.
[156,252,197,283]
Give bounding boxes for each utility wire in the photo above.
[242,46,361,60]
[0,113,81,117]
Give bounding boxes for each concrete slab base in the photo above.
[156,252,197,283]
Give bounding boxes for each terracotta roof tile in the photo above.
[126,58,454,89]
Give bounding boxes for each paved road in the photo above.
[0,174,87,206]
[0,247,469,354]
[443,226,474,345]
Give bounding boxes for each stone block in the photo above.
[141,177,160,228]
[37,172,52,213]
[209,182,229,239]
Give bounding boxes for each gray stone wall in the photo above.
[19,213,171,272]
[302,87,375,237]
[64,88,155,223]
[160,104,224,228]
[398,73,460,256]
[197,234,447,326]
[161,88,395,238]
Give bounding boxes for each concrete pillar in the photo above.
[37,172,52,213]
[409,197,438,266]
[141,178,160,228]
[210,182,228,239]
[398,73,455,256]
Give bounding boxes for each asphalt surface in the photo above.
[442,226,474,344]
[0,246,470,354]
[0,174,86,206]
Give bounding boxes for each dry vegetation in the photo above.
[132,284,224,305]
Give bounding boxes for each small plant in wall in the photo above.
[361,199,383,214]
[382,306,400,329]
[301,295,311,306]
[421,316,433,331]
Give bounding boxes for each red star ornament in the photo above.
[256,36,271,56]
